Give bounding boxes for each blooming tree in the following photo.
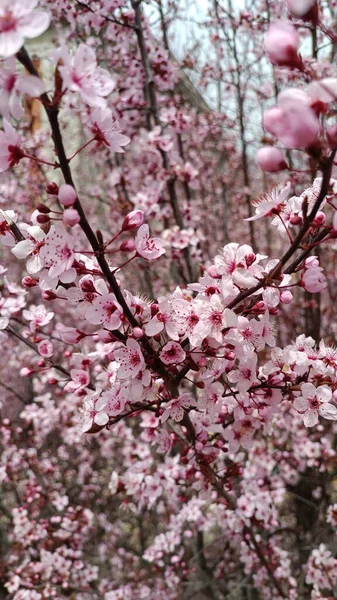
[1,1,337,599]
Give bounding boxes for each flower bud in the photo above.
[37,203,51,214]
[132,327,144,339]
[22,276,38,288]
[63,208,80,227]
[312,211,326,227]
[122,210,144,231]
[46,182,59,195]
[120,239,135,252]
[150,303,159,316]
[257,146,288,173]
[80,278,96,293]
[280,290,293,304]
[42,290,57,301]
[36,214,50,224]
[58,184,77,207]
[286,0,318,24]
[264,21,302,68]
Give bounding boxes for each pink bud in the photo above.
[150,303,159,316]
[257,146,288,173]
[280,290,293,304]
[132,327,144,339]
[120,239,135,252]
[58,184,77,207]
[264,21,301,68]
[63,208,80,227]
[46,182,59,195]
[42,291,57,300]
[263,92,320,149]
[20,367,33,377]
[286,0,318,23]
[22,276,38,288]
[312,211,326,226]
[122,210,144,231]
[36,214,50,224]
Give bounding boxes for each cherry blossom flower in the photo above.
[160,341,186,365]
[145,295,190,340]
[161,393,195,423]
[64,369,90,393]
[135,224,165,260]
[114,339,145,379]
[293,383,337,427]
[54,44,115,107]
[245,183,291,221]
[39,224,75,279]
[37,340,53,358]
[90,107,130,153]
[0,119,24,172]
[11,225,45,273]
[85,293,123,330]
[78,391,109,433]
[0,57,45,119]
[0,209,18,246]
[198,382,224,420]
[0,0,50,59]
[98,387,128,416]
[23,304,54,332]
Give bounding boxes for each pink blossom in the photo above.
[37,339,54,358]
[0,0,50,59]
[263,89,320,148]
[85,293,123,330]
[160,341,186,365]
[90,108,130,152]
[23,304,54,332]
[0,119,23,172]
[257,146,287,173]
[264,21,301,68]
[114,339,145,379]
[161,393,195,423]
[11,225,46,273]
[39,224,74,279]
[135,224,165,260]
[0,57,45,119]
[293,383,337,427]
[246,183,291,221]
[78,391,109,433]
[97,388,128,417]
[55,44,115,107]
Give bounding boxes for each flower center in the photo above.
[0,12,17,34]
